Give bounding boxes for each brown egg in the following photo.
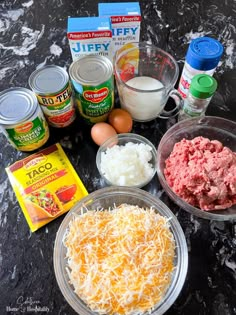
[91,122,117,146]
[108,108,133,133]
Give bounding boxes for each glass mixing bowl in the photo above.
[157,116,236,221]
[96,133,157,188]
[54,186,188,315]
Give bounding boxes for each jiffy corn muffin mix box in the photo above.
[67,16,113,62]
[98,2,141,56]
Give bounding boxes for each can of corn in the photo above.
[69,55,114,124]
[0,87,49,151]
[29,65,76,128]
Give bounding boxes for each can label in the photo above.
[73,79,114,124]
[3,110,49,151]
[36,83,76,128]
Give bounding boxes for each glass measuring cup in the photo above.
[114,42,183,122]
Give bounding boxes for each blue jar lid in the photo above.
[186,37,223,71]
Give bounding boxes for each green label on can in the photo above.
[6,117,49,151]
[74,79,114,124]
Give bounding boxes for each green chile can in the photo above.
[0,87,49,151]
[69,55,114,124]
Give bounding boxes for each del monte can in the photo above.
[69,55,114,124]
[0,87,49,151]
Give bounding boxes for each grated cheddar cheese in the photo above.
[64,204,176,315]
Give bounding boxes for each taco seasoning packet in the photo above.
[6,143,88,232]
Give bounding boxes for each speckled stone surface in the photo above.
[0,1,236,314]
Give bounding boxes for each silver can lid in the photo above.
[69,55,113,86]
[29,65,69,94]
[0,87,38,125]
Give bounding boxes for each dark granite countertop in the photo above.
[0,0,236,314]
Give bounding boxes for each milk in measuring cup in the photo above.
[98,2,141,56]
[67,17,113,63]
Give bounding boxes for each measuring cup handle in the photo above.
[159,89,184,119]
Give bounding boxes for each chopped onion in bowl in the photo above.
[100,142,154,186]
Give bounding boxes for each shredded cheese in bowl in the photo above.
[54,187,188,315]
[64,204,175,315]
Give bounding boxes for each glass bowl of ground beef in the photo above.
[157,116,236,221]
[54,186,188,315]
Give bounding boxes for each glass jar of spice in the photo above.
[178,74,218,121]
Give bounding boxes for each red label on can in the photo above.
[47,108,76,127]
[83,88,109,103]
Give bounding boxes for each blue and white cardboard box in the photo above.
[98,2,141,55]
[67,17,113,62]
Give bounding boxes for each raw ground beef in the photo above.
[164,136,236,210]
